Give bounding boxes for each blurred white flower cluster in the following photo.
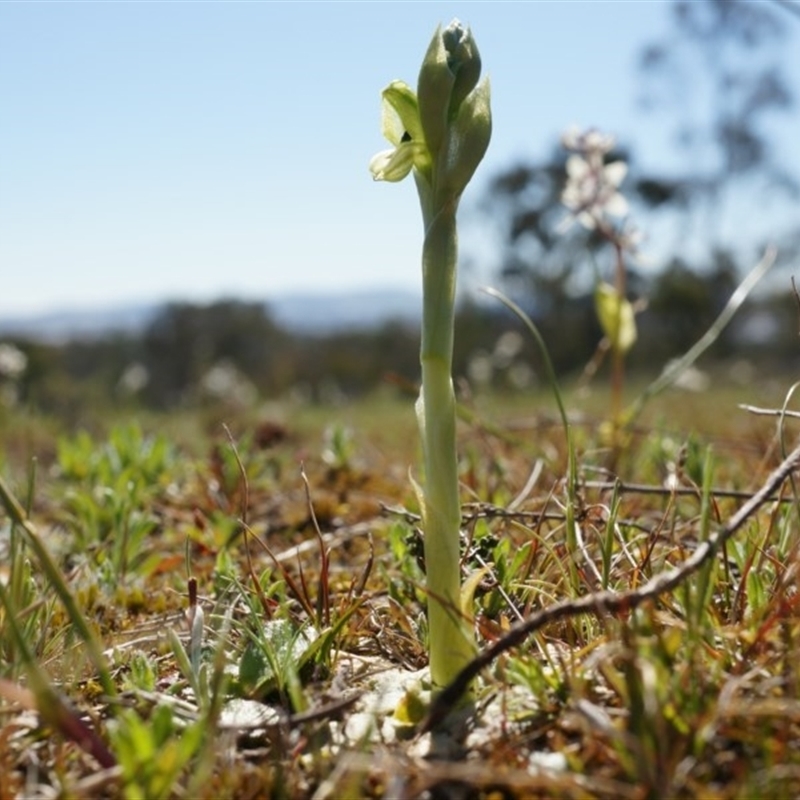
[560,126,629,231]
[0,343,26,379]
[467,330,534,390]
[200,360,256,407]
[0,343,27,407]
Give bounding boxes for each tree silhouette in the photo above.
[476,0,799,369]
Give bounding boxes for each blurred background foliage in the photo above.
[1,0,799,424]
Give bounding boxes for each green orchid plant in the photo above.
[370,20,491,692]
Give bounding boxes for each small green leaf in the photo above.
[238,641,269,693]
[460,566,489,617]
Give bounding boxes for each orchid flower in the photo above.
[368,82,431,183]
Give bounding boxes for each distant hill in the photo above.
[0,303,159,343]
[0,289,422,342]
[267,289,420,333]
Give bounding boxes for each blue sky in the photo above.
[1,1,798,317]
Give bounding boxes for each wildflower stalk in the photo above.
[610,237,627,425]
[370,20,491,691]
[561,128,637,449]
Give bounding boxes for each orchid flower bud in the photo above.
[441,20,482,118]
[417,19,483,160]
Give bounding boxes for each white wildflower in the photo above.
[560,127,629,230]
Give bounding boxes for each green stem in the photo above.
[418,201,476,690]
[610,238,626,463]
